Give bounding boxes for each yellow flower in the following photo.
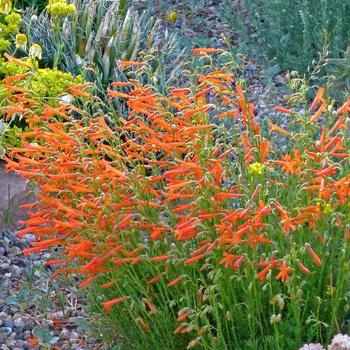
[167,11,177,23]
[247,162,265,176]
[66,3,76,15]
[29,43,43,60]
[0,0,12,14]
[326,286,335,296]
[46,0,76,16]
[15,33,27,48]
[316,201,334,214]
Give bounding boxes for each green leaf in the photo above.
[33,326,53,344]
[5,296,18,305]
[74,316,92,333]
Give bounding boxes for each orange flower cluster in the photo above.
[3,63,350,322]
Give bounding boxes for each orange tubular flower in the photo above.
[281,214,297,234]
[236,84,247,122]
[256,265,273,282]
[80,276,98,289]
[310,100,327,123]
[150,255,170,262]
[308,246,322,266]
[336,99,350,115]
[136,317,149,332]
[44,259,66,266]
[144,299,157,314]
[221,254,245,270]
[268,120,289,136]
[273,106,293,114]
[99,281,116,289]
[193,48,223,55]
[102,297,128,313]
[297,260,310,274]
[276,260,293,282]
[176,311,192,322]
[310,87,325,110]
[146,273,164,286]
[259,139,270,163]
[184,253,207,265]
[219,253,238,269]
[118,60,142,69]
[345,228,350,241]
[167,275,186,287]
[4,52,349,344]
[4,53,32,68]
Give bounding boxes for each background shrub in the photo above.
[14,0,47,12]
[220,0,350,74]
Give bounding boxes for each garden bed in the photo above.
[0,1,349,350]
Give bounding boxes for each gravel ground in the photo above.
[0,228,106,350]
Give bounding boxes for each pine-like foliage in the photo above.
[220,0,350,74]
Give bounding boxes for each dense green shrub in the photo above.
[14,0,47,12]
[220,0,350,74]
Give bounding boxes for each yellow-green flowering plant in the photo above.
[0,0,12,14]
[45,0,76,68]
[0,7,21,53]
[0,53,83,153]
[46,0,76,16]
[15,33,27,49]
[0,54,83,104]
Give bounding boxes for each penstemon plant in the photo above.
[4,50,350,349]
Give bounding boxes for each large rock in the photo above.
[0,161,35,230]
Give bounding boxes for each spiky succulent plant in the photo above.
[22,0,189,91]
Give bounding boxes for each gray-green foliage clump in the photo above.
[14,0,48,12]
[22,0,188,91]
[220,0,350,74]
[327,46,350,94]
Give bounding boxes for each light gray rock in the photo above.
[7,246,21,256]
[23,234,35,243]
[0,263,10,272]
[13,318,25,331]
[60,328,71,340]
[10,265,22,277]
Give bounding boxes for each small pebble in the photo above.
[7,247,21,256]
[13,318,25,331]
[60,329,71,340]
[23,234,35,243]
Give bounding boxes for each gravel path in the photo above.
[0,229,108,350]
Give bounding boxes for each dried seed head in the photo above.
[270,314,282,324]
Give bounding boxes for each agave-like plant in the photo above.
[67,0,188,89]
[22,0,188,91]
[327,46,350,94]
[21,8,81,74]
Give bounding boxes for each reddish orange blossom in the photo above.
[276,261,293,282]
